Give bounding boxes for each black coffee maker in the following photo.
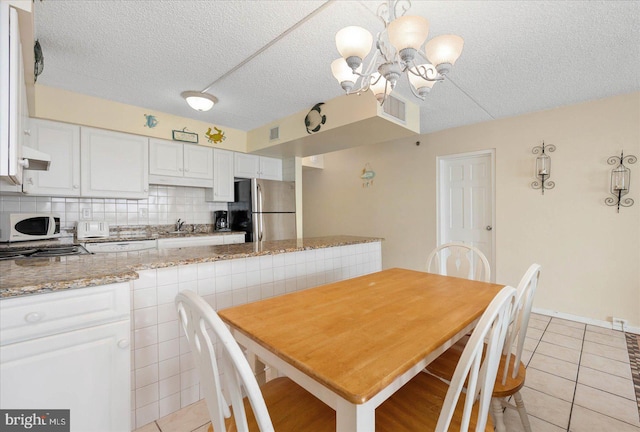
[214,211,229,231]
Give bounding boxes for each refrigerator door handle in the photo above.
[257,183,264,241]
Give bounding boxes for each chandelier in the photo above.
[331,0,464,105]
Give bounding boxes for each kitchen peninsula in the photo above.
[0,235,382,430]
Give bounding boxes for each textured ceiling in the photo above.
[34,0,640,135]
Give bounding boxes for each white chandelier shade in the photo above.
[335,26,373,69]
[331,0,464,105]
[387,15,429,56]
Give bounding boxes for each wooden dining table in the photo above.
[218,267,504,432]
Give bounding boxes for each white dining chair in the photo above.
[175,290,335,432]
[376,285,517,431]
[426,263,542,432]
[426,242,491,282]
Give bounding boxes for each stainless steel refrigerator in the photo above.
[228,178,296,242]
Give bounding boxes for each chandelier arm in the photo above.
[376,2,390,27]
[394,0,411,19]
[406,73,426,101]
[407,62,442,82]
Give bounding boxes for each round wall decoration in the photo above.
[305,102,326,134]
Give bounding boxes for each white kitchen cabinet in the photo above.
[149,138,213,187]
[22,119,81,196]
[234,153,282,180]
[0,3,29,186]
[207,148,234,202]
[0,283,131,432]
[81,127,149,199]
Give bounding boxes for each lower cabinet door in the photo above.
[0,320,130,432]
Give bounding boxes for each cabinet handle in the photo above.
[117,339,130,349]
[178,168,183,172]
[144,188,149,192]
[25,312,43,323]
[27,177,34,185]
[184,168,189,172]
[73,184,79,189]
[23,129,31,136]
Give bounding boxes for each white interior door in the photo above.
[438,150,495,280]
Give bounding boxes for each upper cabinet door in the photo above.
[149,139,184,177]
[212,148,234,202]
[23,119,81,196]
[183,144,213,180]
[259,156,283,181]
[81,127,149,199]
[234,153,259,178]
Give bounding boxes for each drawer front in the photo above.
[223,234,245,244]
[0,282,131,345]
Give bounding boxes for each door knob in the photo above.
[486,226,493,231]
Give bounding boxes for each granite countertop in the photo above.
[0,230,246,249]
[0,236,383,299]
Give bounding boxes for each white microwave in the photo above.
[0,213,61,242]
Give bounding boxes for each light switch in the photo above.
[81,208,92,219]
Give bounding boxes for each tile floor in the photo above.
[134,313,640,432]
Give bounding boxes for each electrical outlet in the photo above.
[139,208,148,218]
[612,317,627,330]
[81,208,92,220]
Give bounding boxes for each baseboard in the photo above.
[532,307,640,335]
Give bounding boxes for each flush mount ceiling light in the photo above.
[181,91,218,112]
[331,0,464,105]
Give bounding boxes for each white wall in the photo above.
[303,92,640,329]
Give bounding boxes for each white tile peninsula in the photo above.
[0,235,382,430]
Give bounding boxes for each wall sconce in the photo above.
[605,151,637,212]
[531,142,556,195]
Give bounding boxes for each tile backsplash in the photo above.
[0,185,227,229]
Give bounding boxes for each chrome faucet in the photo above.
[175,219,185,232]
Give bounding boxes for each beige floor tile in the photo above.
[546,322,585,340]
[574,383,640,427]
[528,318,550,331]
[536,341,581,364]
[524,368,576,402]
[521,349,534,366]
[550,317,586,330]
[525,326,544,341]
[583,340,630,363]
[516,386,571,429]
[569,405,640,432]
[156,399,210,432]
[584,329,628,349]
[191,423,211,432]
[133,422,161,432]
[530,313,551,323]
[580,351,633,379]
[578,366,636,401]
[528,352,579,381]
[585,324,624,337]
[542,331,584,350]
[524,336,540,352]
[501,408,566,432]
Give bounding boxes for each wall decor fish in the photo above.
[206,127,226,144]
[144,114,158,128]
[305,102,326,134]
[361,163,376,188]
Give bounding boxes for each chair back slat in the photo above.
[176,290,276,432]
[427,242,491,282]
[502,263,542,383]
[435,285,517,432]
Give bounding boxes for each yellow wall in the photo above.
[303,92,640,329]
[33,85,247,152]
